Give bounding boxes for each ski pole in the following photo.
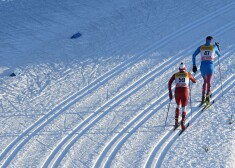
[189,78,193,121]
[164,99,172,130]
[218,56,224,97]
[215,42,224,97]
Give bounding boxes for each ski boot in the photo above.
[174,108,180,130]
[181,112,186,130]
[205,94,210,105]
[200,95,206,106]
[175,121,179,130]
[209,93,212,98]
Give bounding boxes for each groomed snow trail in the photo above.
[42,5,235,167]
[3,1,230,166]
[0,0,235,167]
[93,15,235,167]
[146,73,235,168]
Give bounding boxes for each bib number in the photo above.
[176,77,188,87]
[204,51,210,55]
[178,78,185,83]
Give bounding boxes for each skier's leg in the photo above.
[206,74,213,96]
[181,97,188,130]
[181,111,186,130]
[200,65,207,102]
[175,96,181,127]
[175,106,180,126]
[202,75,207,100]
[205,74,213,104]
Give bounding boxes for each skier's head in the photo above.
[179,62,186,72]
[206,36,213,44]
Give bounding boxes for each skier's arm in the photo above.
[168,75,175,100]
[214,45,221,57]
[168,75,175,93]
[192,46,201,66]
[189,73,196,83]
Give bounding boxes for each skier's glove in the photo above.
[192,65,197,73]
[169,92,173,100]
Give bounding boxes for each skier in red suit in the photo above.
[168,62,196,130]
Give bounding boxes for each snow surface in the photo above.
[0,0,234,167]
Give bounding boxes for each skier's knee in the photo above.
[182,106,187,112]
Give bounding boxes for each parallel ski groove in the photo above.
[0,18,184,167]
[144,44,235,167]
[2,2,223,165]
[93,21,235,168]
[45,19,235,168]
[1,2,234,167]
[144,39,235,167]
[145,75,235,168]
[42,41,189,168]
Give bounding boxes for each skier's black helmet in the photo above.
[206,36,213,41]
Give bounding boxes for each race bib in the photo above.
[175,72,189,87]
[200,45,215,61]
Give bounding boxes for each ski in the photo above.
[201,104,210,111]
[201,100,215,112]
[199,94,212,107]
[199,101,205,107]
[178,123,189,136]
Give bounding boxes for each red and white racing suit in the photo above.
[168,71,196,107]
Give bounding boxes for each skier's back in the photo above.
[168,62,196,130]
[192,36,221,105]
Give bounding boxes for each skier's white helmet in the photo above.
[179,62,186,71]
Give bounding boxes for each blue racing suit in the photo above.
[192,41,221,77]
[192,41,221,96]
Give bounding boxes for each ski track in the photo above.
[0,57,138,167]
[1,2,235,167]
[44,48,184,167]
[93,44,234,168]
[43,15,235,168]
[146,72,235,168]
[143,36,235,168]
[41,40,190,168]
[0,4,202,165]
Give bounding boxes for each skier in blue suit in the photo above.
[192,36,221,104]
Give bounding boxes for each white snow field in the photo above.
[0,0,235,167]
